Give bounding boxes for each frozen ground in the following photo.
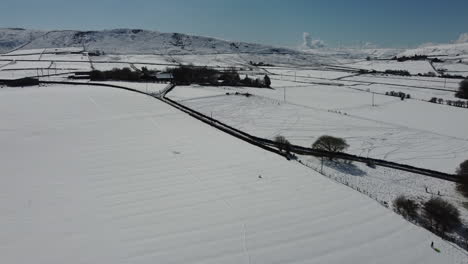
[346,60,437,75]
[265,67,355,80]
[297,155,468,244]
[0,84,466,263]
[168,85,468,173]
[341,74,460,91]
[434,62,468,76]
[2,50,466,174]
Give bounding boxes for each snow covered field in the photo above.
[1,84,466,263]
[265,67,355,80]
[299,155,464,207]
[341,74,460,91]
[1,49,466,175]
[434,62,468,76]
[168,84,468,174]
[345,60,437,75]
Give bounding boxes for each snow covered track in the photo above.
[1,84,466,263]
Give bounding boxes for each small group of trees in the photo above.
[429,97,467,108]
[249,61,273,67]
[89,67,159,82]
[168,66,271,88]
[392,160,468,245]
[416,71,437,77]
[168,66,219,85]
[240,75,271,88]
[391,55,444,63]
[385,91,411,100]
[384,69,411,76]
[273,135,349,158]
[393,195,461,235]
[88,50,104,56]
[392,55,429,62]
[447,100,467,107]
[429,97,445,104]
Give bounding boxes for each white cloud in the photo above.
[302,32,326,49]
[455,33,468,44]
[302,32,312,47]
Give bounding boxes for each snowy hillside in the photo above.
[0,28,297,55]
[298,47,402,65]
[399,42,468,58]
[1,85,466,263]
[0,28,46,53]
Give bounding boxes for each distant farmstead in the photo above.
[155,72,173,82]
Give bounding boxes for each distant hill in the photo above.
[0,28,297,55]
[398,42,468,58]
[0,28,45,53]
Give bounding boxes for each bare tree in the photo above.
[312,135,349,153]
[264,75,271,88]
[393,195,419,220]
[423,198,461,234]
[274,135,291,153]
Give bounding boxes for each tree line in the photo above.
[428,79,468,108]
[167,66,271,88]
[88,67,160,82]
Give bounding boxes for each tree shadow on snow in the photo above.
[325,160,367,177]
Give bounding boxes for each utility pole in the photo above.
[283,87,286,103]
[444,78,447,89]
[372,92,375,107]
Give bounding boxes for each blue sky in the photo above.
[1,0,467,48]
